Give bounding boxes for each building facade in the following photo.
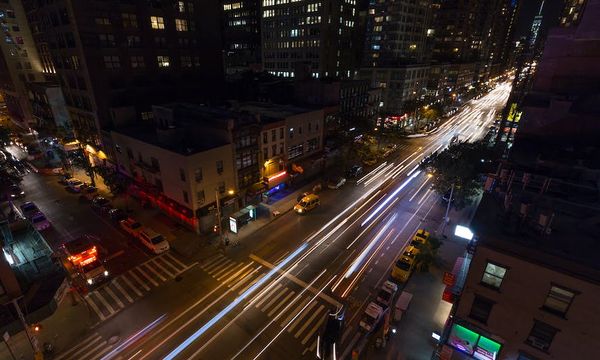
[23,0,224,160]
[222,0,262,75]
[111,126,236,234]
[261,0,360,78]
[0,0,46,129]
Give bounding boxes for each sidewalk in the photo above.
[0,291,94,360]
[368,202,477,360]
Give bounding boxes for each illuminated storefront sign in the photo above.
[448,323,502,360]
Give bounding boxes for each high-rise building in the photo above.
[261,0,360,79]
[363,0,432,67]
[560,0,588,27]
[528,0,544,50]
[0,1,46,130]
[222,0,262,76]
[359,0,432,116]
[22,0,224,163]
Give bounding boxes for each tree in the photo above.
[414,236,443,272]
[420,140,493,208]
[0,125,10,146]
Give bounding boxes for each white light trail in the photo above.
[345,214,396,279]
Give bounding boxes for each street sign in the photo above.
[443,272,456,286]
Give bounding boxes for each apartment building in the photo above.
[23,0,223,160]
[111,124,236,234]
[240,102,324,189]
[222,0,262,75]
[0,0,46,129]
[261,0,360,79]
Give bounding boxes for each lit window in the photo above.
[150,16,165,29]
[175,19,188,31]
[103,55,120,69]
[481,262,507,289]
[543,285,576,316]
[157,55,170,67]
[181,56,192,67]
[178,1,186,12]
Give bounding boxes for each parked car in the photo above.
[108,208,127,222]
[376,280,399,308]
[120,217,144,237]
[91,196,111,210]
[359,302,385,333]
[66,179,84,192]
[346,165,363,178]
[137,228,170,254]
[327,177,346,190]
[20,202,38,218]
[294,194,320,214]
[30,212,51,231]
[80,186,98,200]
[8,184,25,199]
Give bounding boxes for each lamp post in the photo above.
[214,188,235,246]
[441,183,454,236]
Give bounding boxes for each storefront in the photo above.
[444,322,503,360]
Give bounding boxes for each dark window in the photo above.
[194,168,203,182]
[218,181,225,194]
[469,295,494,324]
[126,147,133,160]
[263,132,268,144]
[272,145,277,156]
[150,157,160,171]
[298,126,302,134]
[526,321,558,352]
[280,127,284,139]
[271,129,276,141]
[182,190,189,203]
[179,168,186,182]
[216,160,224,174]
[481,262,507,289]
[263,147,268,160]
[543,285,576,316]
[197,190,205,204]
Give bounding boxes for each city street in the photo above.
[4,83,509,360]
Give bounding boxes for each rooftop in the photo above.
[237,101,317,121]
[472,166,600,284]
[114,124,230,156]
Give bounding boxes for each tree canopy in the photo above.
[420,140,493,208]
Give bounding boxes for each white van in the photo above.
[137,228,170,254]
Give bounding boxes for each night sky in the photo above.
[514,0,564,39]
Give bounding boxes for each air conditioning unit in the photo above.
[527,336,549,351]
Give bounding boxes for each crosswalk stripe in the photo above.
[53,333,101,360]
[308,340,317,352]
[208,259,233,274]
[216,262,245,281]
[128,270,152,291]
[204,258,229,272]
[93,290,116,314]
[201,254,223,268]
[287,300,316,333]
[104,286,125,309]
[296,305,325,339]
[85,296,106,321]
[298,305,325,345]
[268,290,295,317]
[261,288,288,312]
[303,316,326,345]
[223,264,255,285]
[282,296,309,326]
[121,273,145,295]
[78,340,107,360]
[212,261,238,278]
[144,263,167,282]
[87,343,113,360]
[235,268,260,287]
[152,258,175,278]
[112,279,134,303]
[238,274,265,295]
[135,266,160,286]
[255,284,282,308]
[158,256,180,274]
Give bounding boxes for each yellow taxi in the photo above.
[411,228,430,246]
[294,194,320,214]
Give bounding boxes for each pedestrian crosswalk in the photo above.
[54,332,115,360]
[85,252,196,323]
[199,254,335,351]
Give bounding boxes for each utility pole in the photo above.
[441,183,454,236]
[12,298,43,360]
